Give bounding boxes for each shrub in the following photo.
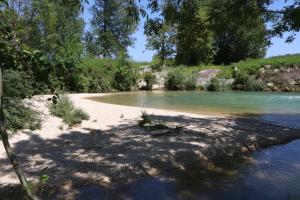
[49,95,89,126]
[165,68,196,90]
[138,110,168,131]
[232,71,264,91]
[77,58,116,92]
[143,72,156,90]
[77,56,140,92]
[114,65,137,91]
[114,52,138,91]
[207,78,221,91]
[4,102,42,133]
[138,110,152,127]
[3,69,41,133]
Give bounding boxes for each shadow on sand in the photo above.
[0,114,299,199]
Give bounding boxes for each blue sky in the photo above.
[83,0,300,62]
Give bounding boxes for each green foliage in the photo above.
[207,78,220,91]
[145,21,175,65]
[139,110,152,127]
[206,78,231,91]
[49,95,89,126]
[232,54,300,75]
[165,67,197,90]
[113,53,137,91]
[77,58,118,92]
[175,0,215,65]
[3,0,84,65]
[209,0,267,65]
[232,71,264,91]
[2,69,41,133]
[143,72,156,90]
[114,65,137,91]
[138,110,169,131]
[88,0,139,57]
[4,102,41,133]
[78,57,140,92]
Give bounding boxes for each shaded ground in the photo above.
[0,113,299,199]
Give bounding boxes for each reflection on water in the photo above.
[91,91,300,128]
[260,113,300,129]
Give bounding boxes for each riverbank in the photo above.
[0,93,300,199]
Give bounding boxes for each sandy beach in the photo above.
[0,93,300,198]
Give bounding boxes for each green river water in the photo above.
[91,91,300,128]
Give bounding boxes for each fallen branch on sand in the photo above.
[151,125,188,137]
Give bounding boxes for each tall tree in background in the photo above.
[88,0,139,58]
[209,0,267,64]
[3,0,84,64]
[145,19,176,66]
[175,0,215,65]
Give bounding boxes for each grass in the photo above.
[49,95,89,126]
[170,65,233,79]
[181,54,300,79]
[132,61,152,68]
[81,58,151,69]
[231,54,300,75]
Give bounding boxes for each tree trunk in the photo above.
[0,67,39,200]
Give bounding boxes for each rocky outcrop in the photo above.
[258,65,300,92]
[197,69,220,86]
[137,66,166,90]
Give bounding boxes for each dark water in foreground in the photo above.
[80,91,300,200]
[91,91,300,128]
[78,139,300,200]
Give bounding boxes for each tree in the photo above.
[3,0,84,64]
[175,0,215,65]
[83,31,98,58]
[88,0,139,58]
[209,0,267,64]
[145,20,175,66]
[0,1,39,199]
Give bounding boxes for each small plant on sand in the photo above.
[29,168,51,198]
[138,110,169,131]
[49,94,89,126]
[139,110,152,127]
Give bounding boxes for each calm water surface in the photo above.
[91,91,300,128]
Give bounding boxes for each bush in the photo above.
[77,56,140,92]
[3,69,41,133]
[5,102,41,133]
[114,65,137,91]
[143,72,156,90]
[77,58,117,92]
[232,71,264,91]
[113,54,137,91]
[165,68,196,90]
[207,78,221,91]
[138,110,152,127]
[49,95,89,126]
